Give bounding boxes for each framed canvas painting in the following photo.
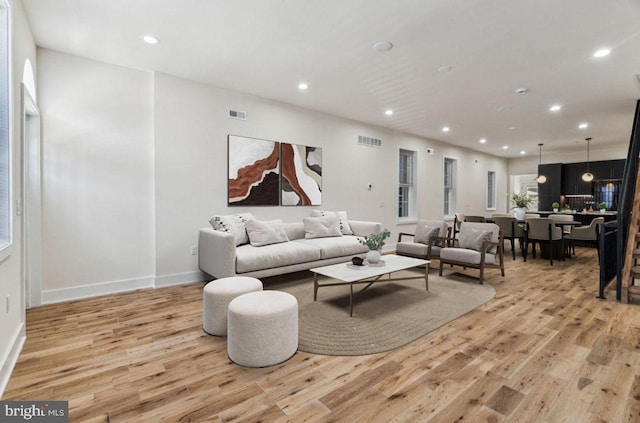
[228,135,280,206]
[281,143,322,206]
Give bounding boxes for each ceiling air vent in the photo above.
[228,109,247,121]
[358,135,382,148]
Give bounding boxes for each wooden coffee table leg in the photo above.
[314,273,318,301]
[350,284,354,317]
[425,263,429,291]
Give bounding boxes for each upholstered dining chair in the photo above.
[524,213,540,221]
[493,216,526,260]
[396,220,451,263]
[439,222,504,284]
[464,215,487,222]
[525,218,563,266]
[548,214,574,236]
[453,213,465,239]
[564,217,604,258]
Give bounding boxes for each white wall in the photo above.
[153,72,509,279]
[0,0,36,396]
[37,49,155,301]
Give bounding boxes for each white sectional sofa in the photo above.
[199,213,383,279]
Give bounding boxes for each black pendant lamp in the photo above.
[582,137,594,182]
[536,143,547,183]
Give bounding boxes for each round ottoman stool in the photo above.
[227,290,298,367]
[202,276,263,336]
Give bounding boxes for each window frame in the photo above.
[487,170,497,210]
[397,148,417,223]
[0,0,12,262]
[443,157,457,218]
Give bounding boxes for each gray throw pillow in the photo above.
[245,219,289,247]
[463,228,493,252]
[309,210,353,235]
[415,225,440,245]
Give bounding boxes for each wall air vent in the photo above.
[228,109,247,121]
[358,135,382,148]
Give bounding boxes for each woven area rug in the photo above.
[265,268,495,356]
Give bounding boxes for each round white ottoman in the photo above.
[227,290,298,367]
[203,276,263,336]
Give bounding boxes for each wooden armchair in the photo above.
[438,222,505,284]
[396,220,451,263]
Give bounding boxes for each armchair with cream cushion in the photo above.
[438,222,505,284]
[396,220,451,262]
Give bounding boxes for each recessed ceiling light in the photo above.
[142,35,159,45]
[373,41,393,52]
[497,105,512,112]
[502,145,509,150]
[515,88,528,94]
[508,127,516,130]
[520,150,526,155]
[479,138,487,144]
[549,104,562,112]
[298,82,309,91]
[438,65,452,73]
[593,48,611,58]
[442,126,450,133]
[384,109,394,116]
[578,122,589,129]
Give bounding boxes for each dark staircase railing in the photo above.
[616,99,640,301]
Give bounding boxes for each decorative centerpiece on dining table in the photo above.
[358,229,391,264]
[511,193,535,221]
[599,202,607,213]
[552,202,560,213]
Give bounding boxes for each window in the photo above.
[398,149,416,220]
[0,0,10,253]
[487,171,496,210]
[444,157,457,216]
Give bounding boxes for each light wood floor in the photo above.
[4,247,640,422]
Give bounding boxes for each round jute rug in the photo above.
[265,269,495,356]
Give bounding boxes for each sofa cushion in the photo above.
[310,210,353,235]
[236,241,321,274]
[294,235,367,259]
[209,213,255,246]
[245,219,289,247]
[303,215,342,239]
[440,248,496,265]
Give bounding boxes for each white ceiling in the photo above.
[21,0,640,158]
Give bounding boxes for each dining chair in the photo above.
[453,212,465,239]
[493,216,526,260]
[464,215,487,223]
[525,218,564,266]
[548,214,574,236]
[564,217,604,258]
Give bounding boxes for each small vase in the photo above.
[553,208,558,213]
[600,209,606,214]
[514,208,526,221]
[366,250,381,264]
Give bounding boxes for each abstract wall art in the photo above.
[228,135,280,206]
[281,143,322,206]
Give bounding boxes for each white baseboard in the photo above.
[41,276,155,305]
[154,271,209,288]
[40,272,209,304]
[0,323,26,397]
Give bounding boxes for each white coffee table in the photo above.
[310,254,430,316]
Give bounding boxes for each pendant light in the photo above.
[582,137,594,182]
[536,143,547,183]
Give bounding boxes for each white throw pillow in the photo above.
[303,214,343,239]
[209,213,255,246]
[245,219,289,247]
[309,210,353,235]
[415,225,440,245]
